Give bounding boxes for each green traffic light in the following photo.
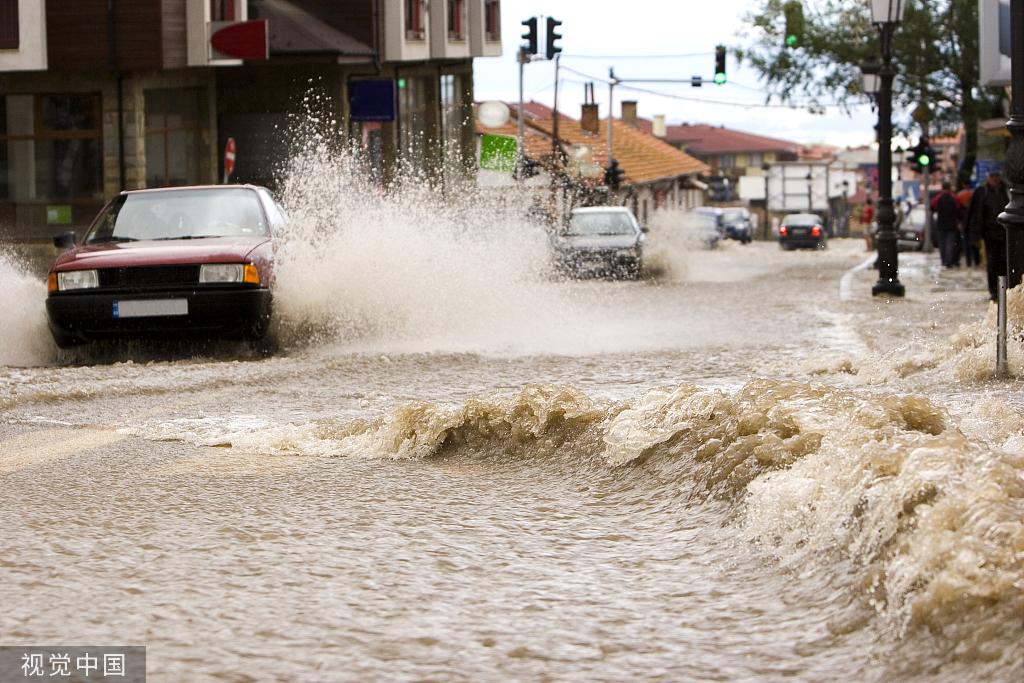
[786,35,797,47]
[714,73,726,84]
[918,154,930,166]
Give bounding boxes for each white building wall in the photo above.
[0,0,47,72]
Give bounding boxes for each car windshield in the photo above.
[566,212,636,236]
[784,215,820,227]
[721,209,747,222]
[84,189,270,244]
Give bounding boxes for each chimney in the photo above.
[653,115,666,138]
[621,101,638,128]
[581,103,600,135]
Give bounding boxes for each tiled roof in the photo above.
[528,117,707,184]
[474,105,706,185]
[635,120,799,155]
[474,117,553,160]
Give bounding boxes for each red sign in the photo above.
[210,20,269,60]
[224,138,236,177]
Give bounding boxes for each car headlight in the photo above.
[200,263,245,283]
[56,269,99,291]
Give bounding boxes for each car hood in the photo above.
[557,234,641,250]
[51,236,272,271]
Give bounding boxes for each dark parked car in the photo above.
[779,213,827,250]
[718,207,754,243]
[552,207,647,279]
[691,206,753,243]
[45,185,285,348]
[897,205,926,252]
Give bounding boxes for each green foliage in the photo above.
[737,0,1005,181]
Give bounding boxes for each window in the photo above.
[447,0,465,41]
[748,152,762,167]
[210,0,237,21]
[485,1,500,42]
[0,94,103,201]
[398,77,427,176]
[144,88,207,188]
[718,154,735,169]
[440,73,466,176]
[405,0,424,40]
[0,0,18,49]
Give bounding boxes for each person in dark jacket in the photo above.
[968,168,1011,301]
[932,181,961,267]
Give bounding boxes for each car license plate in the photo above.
[113,299,188,318]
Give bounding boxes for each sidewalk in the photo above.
[843,249,990,302]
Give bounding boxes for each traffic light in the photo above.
[513,155,540,180]
[545,17,562,60]
[714,46,726,84]
[783,1,804,48]
[921,143,939,175]
[907,139,925,174]
[521,17,538,56]
[604,159,626,190]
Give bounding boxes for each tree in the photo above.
[737,0,1005,187]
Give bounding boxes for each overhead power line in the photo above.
[558,65,846,111]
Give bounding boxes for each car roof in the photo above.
[571,206,634,214]
[118,184,266,197]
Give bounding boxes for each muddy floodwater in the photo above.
[2,178,1023,682]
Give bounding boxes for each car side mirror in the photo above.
[53,232,77,250]
[640,226,649,233]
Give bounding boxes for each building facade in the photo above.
[0,0,499,241]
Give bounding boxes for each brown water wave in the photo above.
[209,378,1024,674]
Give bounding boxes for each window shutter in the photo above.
[0,0,17,49]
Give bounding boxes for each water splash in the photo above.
[0,249,56,367]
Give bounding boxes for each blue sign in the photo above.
[350,80,396,122]
[974,159,1002,188]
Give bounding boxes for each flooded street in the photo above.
[2,210,1023,681]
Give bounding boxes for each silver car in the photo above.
[552,207,647,279]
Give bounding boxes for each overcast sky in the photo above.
[472,0,879,149]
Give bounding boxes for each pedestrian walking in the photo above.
[862,198,875,251]
[957,186,980,266]
[967,167,1010,301]
[931,181,961,267]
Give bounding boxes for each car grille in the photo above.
[98,265,201,289]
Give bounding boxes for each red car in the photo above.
[46,185,284,348]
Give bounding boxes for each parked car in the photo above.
[778,213,827,250]
[718,207,754,243]
[897,205,926,252]
[45,185,285,348]
[681,211,721,250]
[691,206,753,243]
[552,207,647,279]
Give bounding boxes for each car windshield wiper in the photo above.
[152,235,216,241]
[87,236,138,243]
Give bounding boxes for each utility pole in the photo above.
[607,68,618,198]
[552,53,561,166]
[517,46,526,180]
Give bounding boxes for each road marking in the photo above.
[0,429,126,474]
[840,255,878,301]
[0,389,234,474]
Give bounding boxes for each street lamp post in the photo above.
[999,0,1024,289]
[868,0,906,297]
[762,162,771,240]
[842,179,850,236]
